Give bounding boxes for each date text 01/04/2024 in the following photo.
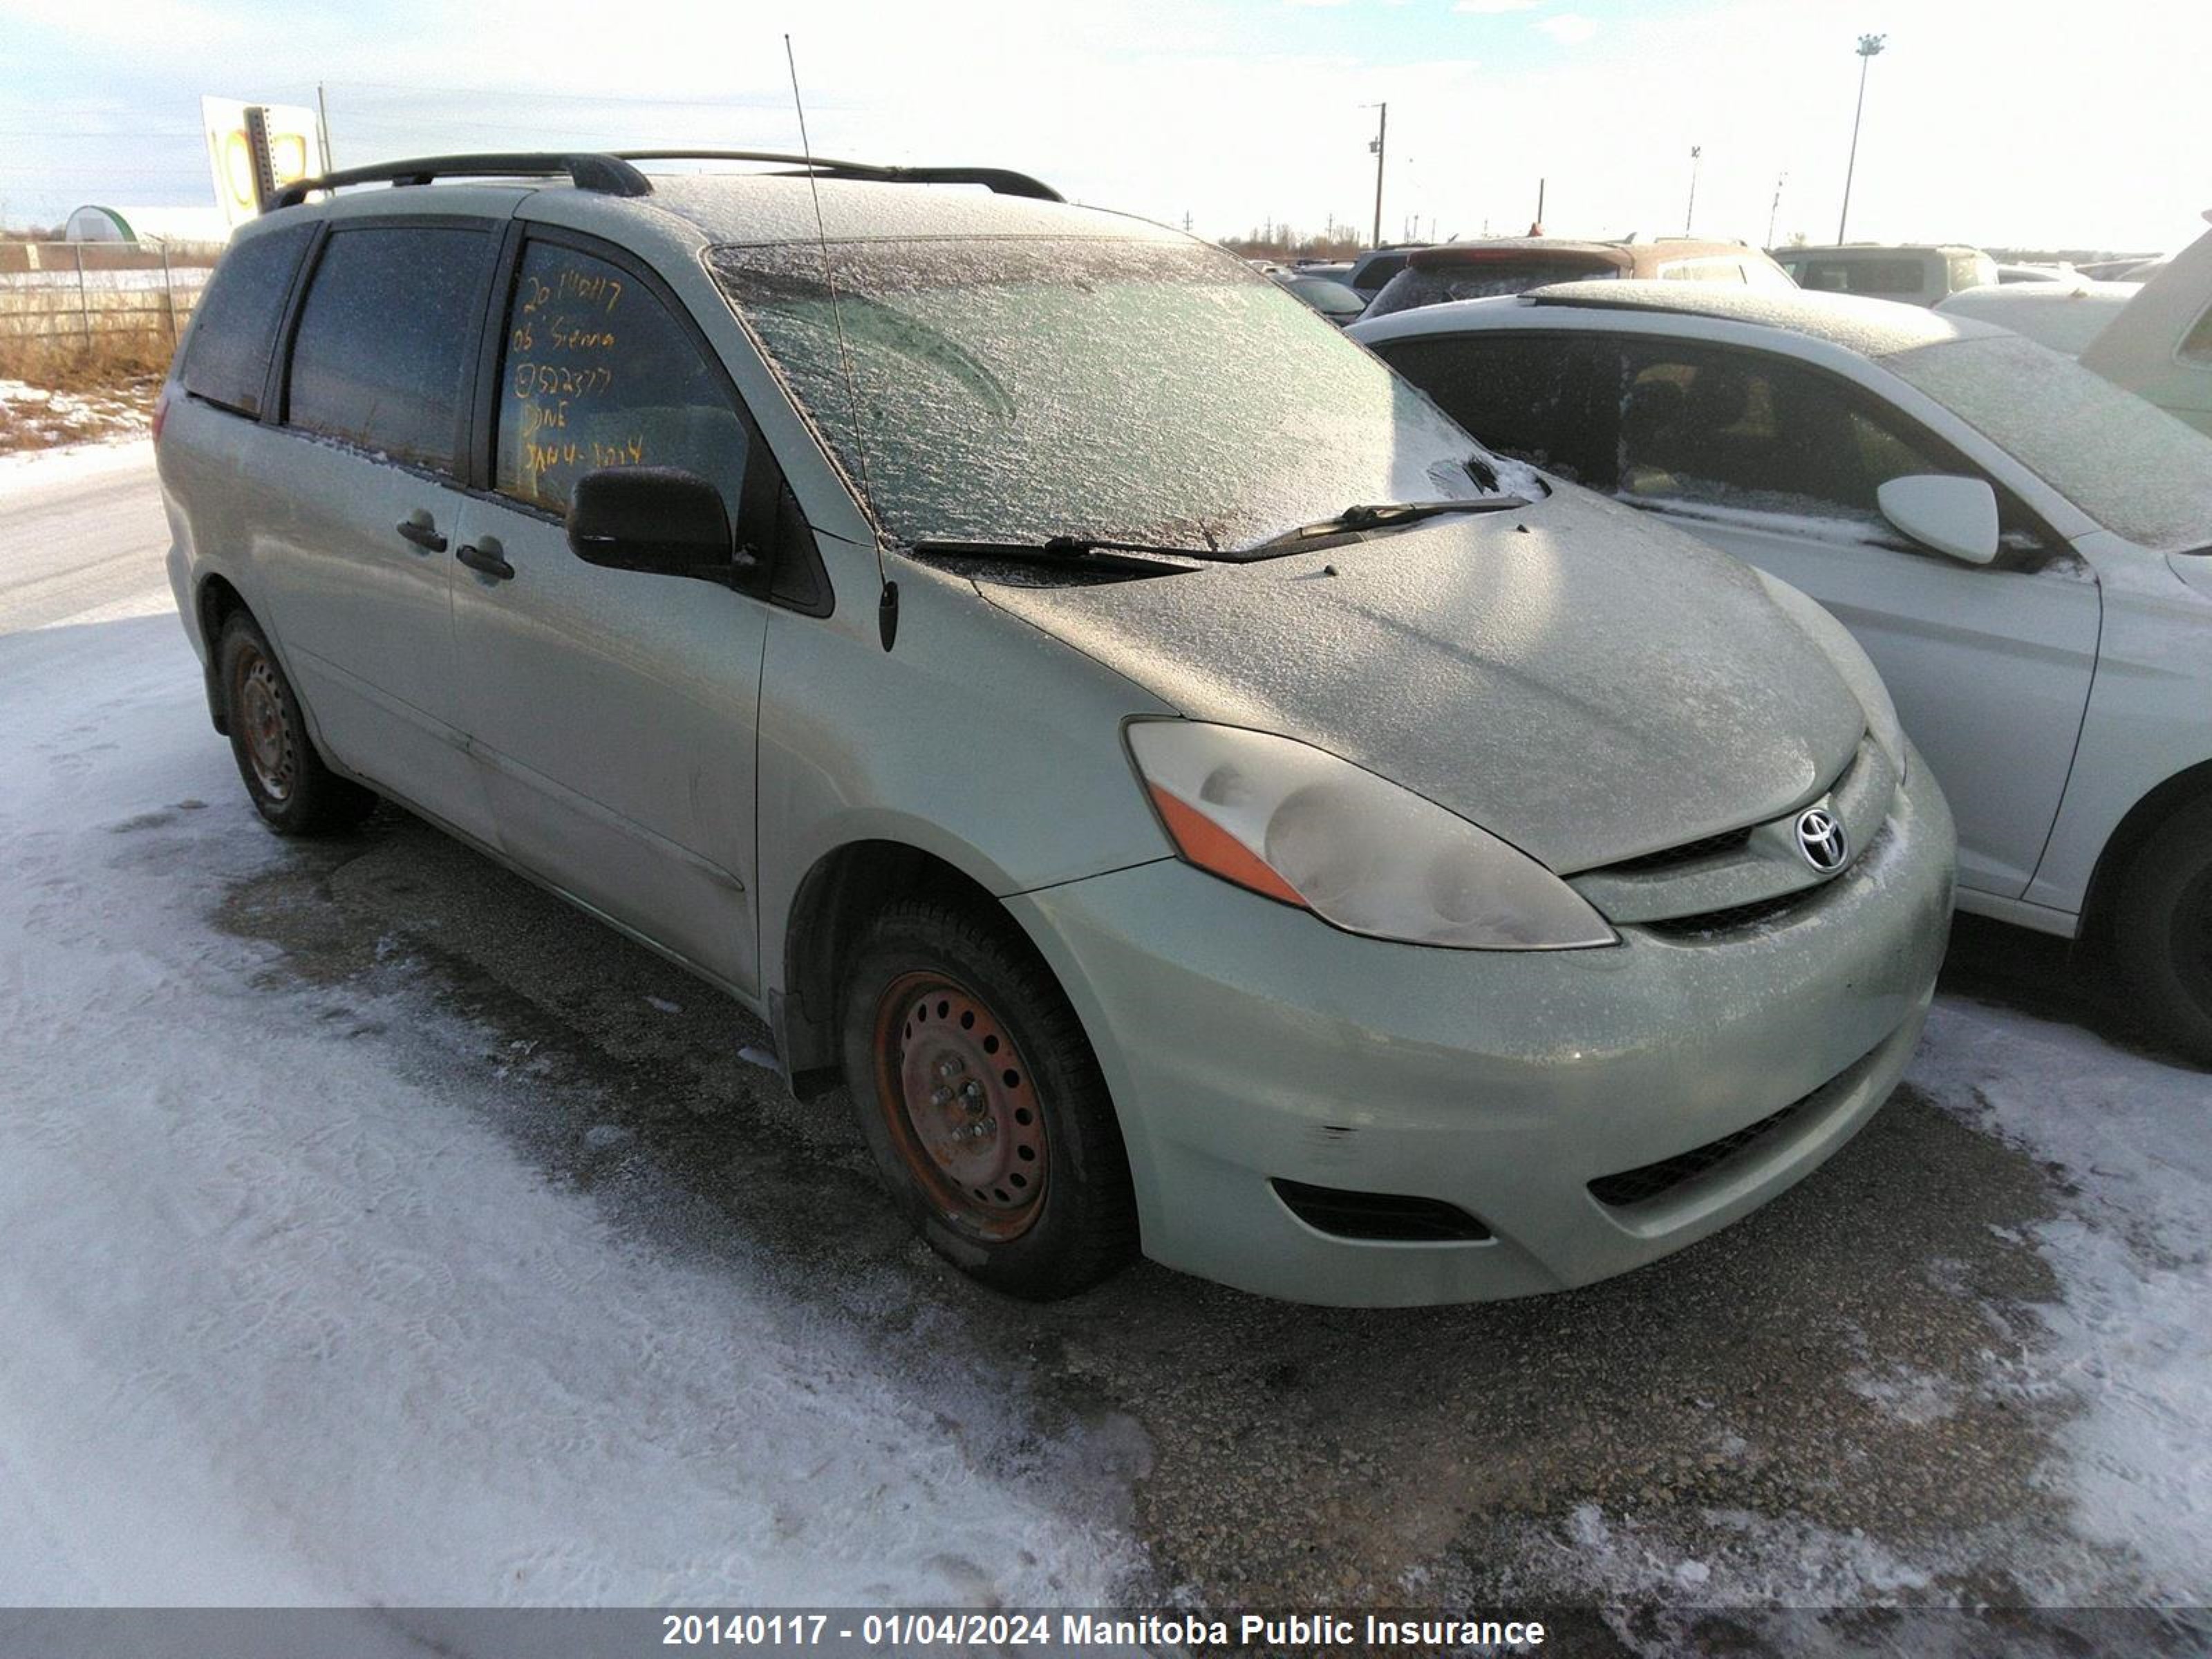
[657,1611,1550,1647]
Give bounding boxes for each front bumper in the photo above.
[1008,749,1956,1306]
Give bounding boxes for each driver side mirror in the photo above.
[1877,474,2000,565]
[566,467,758,585]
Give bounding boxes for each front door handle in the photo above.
[395,514,447,553]
[456,538,514,582]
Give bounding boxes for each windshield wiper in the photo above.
[905,536,1214,574]
[1249,496,1533,553]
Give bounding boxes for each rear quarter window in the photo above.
[176,223,313,416]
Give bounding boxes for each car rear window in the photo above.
[284,225,493,474]
[176,223,312,416]
[1365,258,1617,319]
[1797,258,1927,297]
[1658,259,1747,283]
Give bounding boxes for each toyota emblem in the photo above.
[1794,807,1849,874]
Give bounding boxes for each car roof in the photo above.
[281,165,1183,250]
[1514,278,2003,355]
[1779,243,1984,258]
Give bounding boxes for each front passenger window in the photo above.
[495,243,749,518]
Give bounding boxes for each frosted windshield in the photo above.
[1885,333,2212,552]
[709,238,1519,552]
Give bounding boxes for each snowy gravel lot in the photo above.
[1,444,2207,1650]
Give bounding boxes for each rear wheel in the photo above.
[840,899,1137,1299]
[2109,794,2212,1067]
[217,612,376,836]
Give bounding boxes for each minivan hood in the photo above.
[982,490,1867,874]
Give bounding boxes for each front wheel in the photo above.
[840,899,1137,1299]
[2110,794,2212,1067]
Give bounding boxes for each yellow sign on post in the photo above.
[200,96,323,232]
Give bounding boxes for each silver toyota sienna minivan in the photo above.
[156,151,1957,1306]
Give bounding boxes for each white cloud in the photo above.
[1452,0,1544,12]
[1535,11,1599,44]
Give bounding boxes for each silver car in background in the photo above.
[1356,281,2212,1063]
[156,152,1955,1306]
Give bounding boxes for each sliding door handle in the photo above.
[456,538,514,582]
[395,516,447,553]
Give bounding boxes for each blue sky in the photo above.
[3,0,2204,252]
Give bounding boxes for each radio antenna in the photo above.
[785,33,896,650]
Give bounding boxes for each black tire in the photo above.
[2110,793,2212,1067]
[839,897,1138,1299]
[216,611,376,836]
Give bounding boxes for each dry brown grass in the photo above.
[0,331,171,453]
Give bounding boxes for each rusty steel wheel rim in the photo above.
[872,971,1047,1241]
[234,648,295,803]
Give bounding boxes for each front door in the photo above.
[448,233,771,994]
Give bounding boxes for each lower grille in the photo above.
[1642,890,1808,938]
[1271,1179,1492,1242]
[1587,1096,1810,1208]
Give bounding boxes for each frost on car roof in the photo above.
[1522,279,2003,357]
[637,172,1179,247]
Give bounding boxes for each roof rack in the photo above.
[268,149,1062,212]
[612,151,1062,202]
[269,152,652,210]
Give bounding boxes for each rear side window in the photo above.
[493,241,750,517]
[1375,333,1586,478]
[285,225,493,474]
[178,223,312,416]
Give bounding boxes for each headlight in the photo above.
[1759,576,1906,780]
[1125,721,1616,950]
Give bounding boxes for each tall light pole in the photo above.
[1684,145,1702,236]
[1767,170,1787,247]
[1837,33,1885,243]
[1365,102,1388,248]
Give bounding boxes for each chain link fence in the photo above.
[0,241,223,347]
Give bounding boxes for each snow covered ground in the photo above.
[1,445,2208,1631]
[1910,1000,2212,1601]
[0,603,1139,1606]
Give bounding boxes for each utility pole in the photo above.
[1766,171,1786,247]
[1535,176,1546,233]
[1365,102,1387,247]
[316,82,334,175]
[1837,33,1886,243]
[1684,145,1702,236]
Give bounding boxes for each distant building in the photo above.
[64,205,232,248]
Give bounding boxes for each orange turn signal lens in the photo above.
[1147,784,1308,908]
